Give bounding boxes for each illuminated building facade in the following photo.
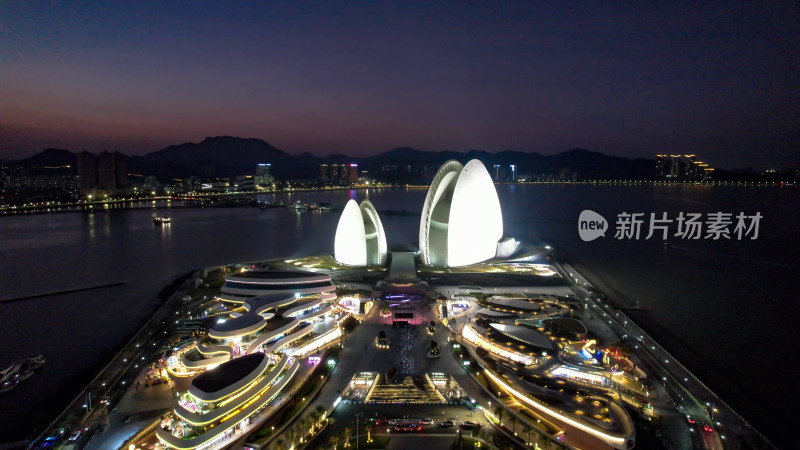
[656,154,714,181]
[334,199,387,266]
[216,270,335,303]
[419,159,504,267]
[157,353,299,449]
[461,324,534,366]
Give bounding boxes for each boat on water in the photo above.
[0,363,21,393]
[153,217,171,225]
[259,201,286,209]
[293,201,333,211]
[0,354,46,394]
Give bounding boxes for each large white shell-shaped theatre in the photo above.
[334,199,387,266]
[419,159,505,267]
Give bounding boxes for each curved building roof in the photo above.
[334,199,387,266]
[220,270,335,302]
[209,291,334,340]
[487,297,542,312]
[226,270,331,283]
[475,307,518,318]
[189,353,268,402]
[212,313,265,335]
[419,159,503,267]
[545,318,588,335]
[489,323,554,351]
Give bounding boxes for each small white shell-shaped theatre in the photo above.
[419,159,503,267]
[334,199,388,266]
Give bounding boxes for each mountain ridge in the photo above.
[8,136,657,180]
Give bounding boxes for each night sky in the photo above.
[2,1,798,169]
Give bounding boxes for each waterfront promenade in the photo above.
[557,261,771,449]
[31,271,205,448]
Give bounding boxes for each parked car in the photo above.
[459,421,477,430]
[440,420,456,428]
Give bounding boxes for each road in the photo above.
[49,276,209,449]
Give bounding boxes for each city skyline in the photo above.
[2,2,798,169]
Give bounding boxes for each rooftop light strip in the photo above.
[482,369,627,446]
[462,324,533,365]
[157,362,299,449]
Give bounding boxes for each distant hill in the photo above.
[360,147,654,180]
[137,136,293,178]
[20,148,76,168]
[7,136,657,180]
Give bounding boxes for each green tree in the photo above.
[509,414,517,436]
[299,417,311,440]
[479,428,491,449]
[472,423,482,439]
[309,410,322,430]
[537,435,549,449]
[366,423,375,443]
[493,405,503,426]
[344,426,352,446]
[522,425,532,445]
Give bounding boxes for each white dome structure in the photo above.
[419,159,503,267]
[334,199,388,266]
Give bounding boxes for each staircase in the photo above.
[365,376,441,403]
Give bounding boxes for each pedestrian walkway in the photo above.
[85,366,175,450]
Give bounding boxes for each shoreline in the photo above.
[2,181,794,217]
[0,185,388,217]
[23,270,197,446]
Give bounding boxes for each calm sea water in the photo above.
[0,185,797,443]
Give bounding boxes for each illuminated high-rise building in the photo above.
[320,164,329,182]
[656,154,712,181]
[77,152,97,194]
[255,163,272,187]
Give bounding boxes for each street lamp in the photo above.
[355,412,363,450]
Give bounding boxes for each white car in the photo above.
[68,431,81,441]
